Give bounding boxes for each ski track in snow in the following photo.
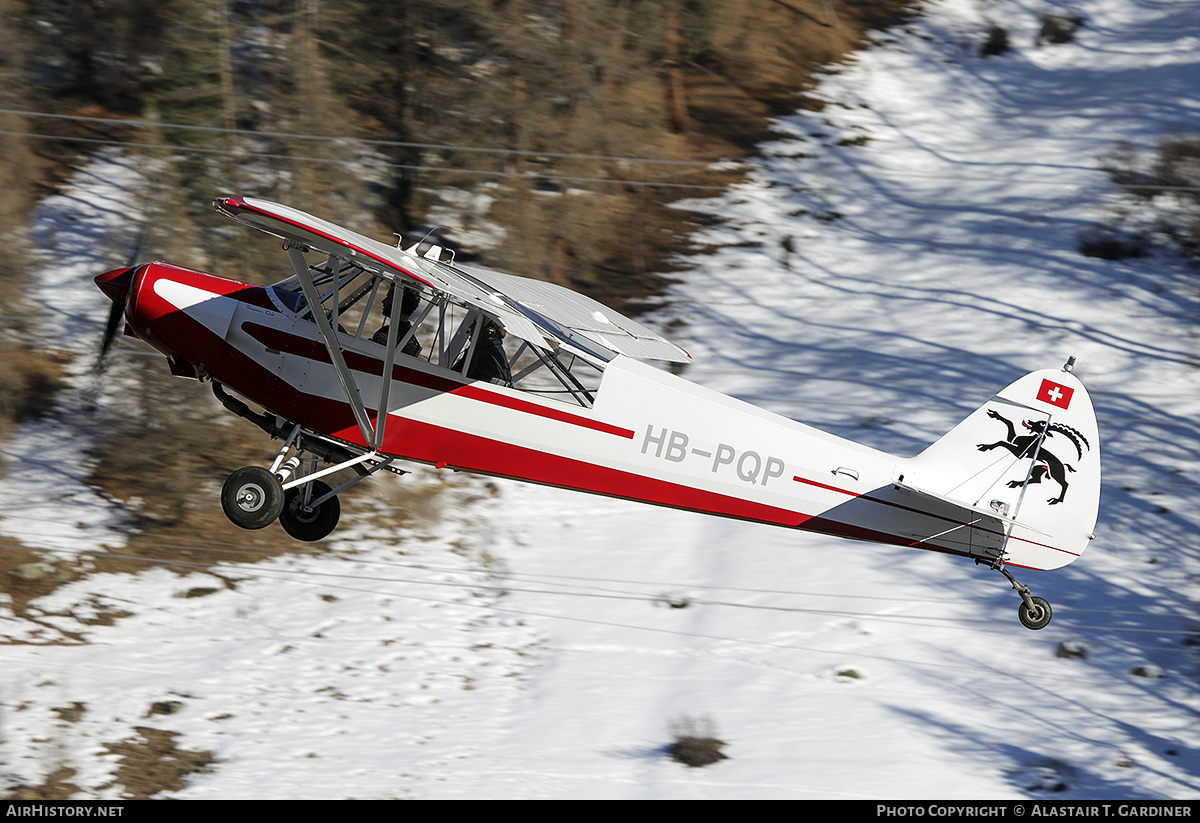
[2,0,1199,799]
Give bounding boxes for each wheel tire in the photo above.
[279,480,341,542]
[222,467,284,530]
[1018,596,1053,630]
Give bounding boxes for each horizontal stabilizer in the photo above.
[886,482,1008,560]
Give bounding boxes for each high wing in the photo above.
[213,196,690,365]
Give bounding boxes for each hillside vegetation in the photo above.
[0,0,914,664]
[10,0,912,286]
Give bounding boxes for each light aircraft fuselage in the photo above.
[94,197,1101,628]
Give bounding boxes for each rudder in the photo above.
[905,361,1100,570]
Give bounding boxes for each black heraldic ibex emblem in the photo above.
[977,410,1091,505]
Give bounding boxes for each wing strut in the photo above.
[285,243,375,446]
[372,272,406,450]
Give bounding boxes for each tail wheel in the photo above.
[222,467,284,530]
[280,480,341,542]
[1018,596,1053,630]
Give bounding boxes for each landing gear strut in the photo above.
[218,421,401,541]
[221,464,342,539]
[984,560,1053,630]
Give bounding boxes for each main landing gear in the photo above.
[219,422,402,542]
[981,560,1053,630]
[221,465,341,542]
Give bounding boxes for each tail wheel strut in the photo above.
[989,562,1054,630]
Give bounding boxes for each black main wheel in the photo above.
[279,480,341,542]
[221,467,284,530]
[1018,596,1053,630]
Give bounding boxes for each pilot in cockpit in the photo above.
[453,318,513,385]
[372,285,422,357]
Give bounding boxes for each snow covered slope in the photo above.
[3,0,1199,799]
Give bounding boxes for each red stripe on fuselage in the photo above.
[792,474,858,496]
[393,417,811,527]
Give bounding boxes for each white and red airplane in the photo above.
[94,196,1100,629]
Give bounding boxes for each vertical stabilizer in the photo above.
[906,363,1100,570]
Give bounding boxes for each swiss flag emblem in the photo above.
[1037,379,1074,409]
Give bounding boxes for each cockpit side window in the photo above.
[367,282,426,357]
[396,294,601,405]
[270,263,383,340]
[268,257,604,407]
[506,342,601,407]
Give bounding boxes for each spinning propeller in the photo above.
[93,224,147,372]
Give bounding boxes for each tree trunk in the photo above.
[664,0,689,134]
